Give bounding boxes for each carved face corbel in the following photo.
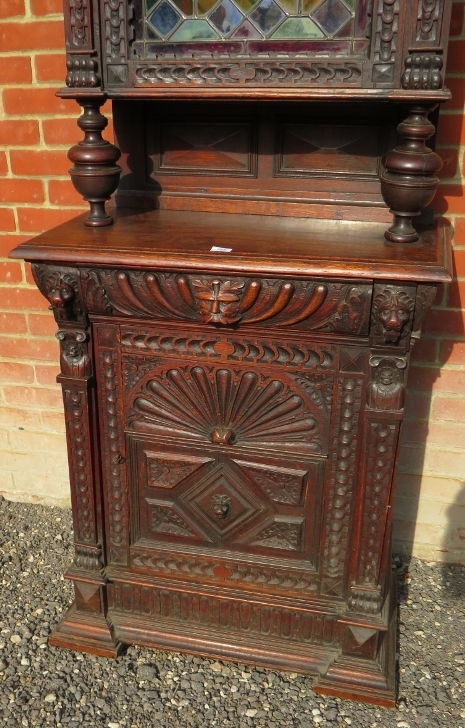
[32,265,82,322]
[371,286,415,344]
[56,329,92,377]
[367,356,406,411]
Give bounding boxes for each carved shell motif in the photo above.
[131,366,322,453]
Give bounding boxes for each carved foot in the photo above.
[381,105,442,244]
[68,97,121,228]
[49,603,123,658]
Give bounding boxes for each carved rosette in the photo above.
[370,284,415,346]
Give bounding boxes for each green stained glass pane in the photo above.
[343,0,355,7]
[301,0,321,12]
[271,16,324,37]
[146,0,159,12]
[276,0,299,12]
[198,0,217,14]
[172,0,194,14]
[170,18,221,38]
[235,0,260,11]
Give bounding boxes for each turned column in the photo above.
[68,96,121,227]
[381,105,443,243]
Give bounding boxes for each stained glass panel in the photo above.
[143,0,361,45]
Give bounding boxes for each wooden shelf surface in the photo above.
[11,208,452,283]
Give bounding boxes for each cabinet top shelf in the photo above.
[11,209,452,284]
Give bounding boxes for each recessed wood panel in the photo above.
[277,124,382,178]
[155,122,257,176]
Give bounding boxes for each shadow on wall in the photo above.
[393,242,465,570]
[440,484,465,595]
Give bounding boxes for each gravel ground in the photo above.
[0,495,464,728]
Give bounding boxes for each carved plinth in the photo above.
[381,105,443,243]
[68,98,121,227]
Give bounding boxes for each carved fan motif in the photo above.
[132,366,322,452]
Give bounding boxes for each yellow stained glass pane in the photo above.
[172,0,194,14]
[198,0,217,14]
[302,0,321,12]
[276,0,299,12]
[235,0,260,12]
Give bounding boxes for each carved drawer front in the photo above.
[128,436,325,578]
[83,269,372,335]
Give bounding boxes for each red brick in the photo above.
[0,0,24,18]
[426,423,465,449]
[0,56,31,83]
[0,234,30,258]
[425,308,465,335]
[447,39,465,72]
[436,113,465,146]
[0,152,8,176]
[453,217,465,245]
[0,406,41,429]
[0,20,64,52]
[0,179,43,204]
[17,207,80,234]
[0,335,57,361]
[3,385,62,408]
[452,248,465,276]
[446,279,465,308]
[41,410,65,432]
[439,338,465,364]
[0,208,16,232]
[10,149,70,177]
[404,392,432,421]
[0,120,39,146]
[411,366,465,393]
[3,88,70,117]
[42,117,79,146]
[31,0,62,14]
[0,285,48,311]
[28,313,57,337]
[34,53,66,82]
[434,184,465,215]
[450,1,465,35]
[48,179,85,207]
[0,361,34,384]
[24,263,36,286]
[437,147,459,179]
[433,395,465,421]
[397,444,426,474]
[0,261,22,283]
[443,77,465,111]
[0,312,27,334]
[410,336,438,364]
[35,363,59,385]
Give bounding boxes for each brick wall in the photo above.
[0,1,464,562]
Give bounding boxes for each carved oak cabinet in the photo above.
[10,0,454,708]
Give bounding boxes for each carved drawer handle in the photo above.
[211,494,231,519]
[112,453,126,465]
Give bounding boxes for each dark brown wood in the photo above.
[9,0,456,709]
[68,97,121,226]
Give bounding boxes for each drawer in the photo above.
[83,268,372,335]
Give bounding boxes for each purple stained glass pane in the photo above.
[250,0,285,35]
[209,0,244,35]
[231,19,262,37]
[312,0,352,36]
[334,18,353,37]
[148,1,181,36]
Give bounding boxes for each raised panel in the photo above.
[155,122,257,176]
[277,124,382,178]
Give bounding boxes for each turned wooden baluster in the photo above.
[381,105,443,243]
[68,97,121,227]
